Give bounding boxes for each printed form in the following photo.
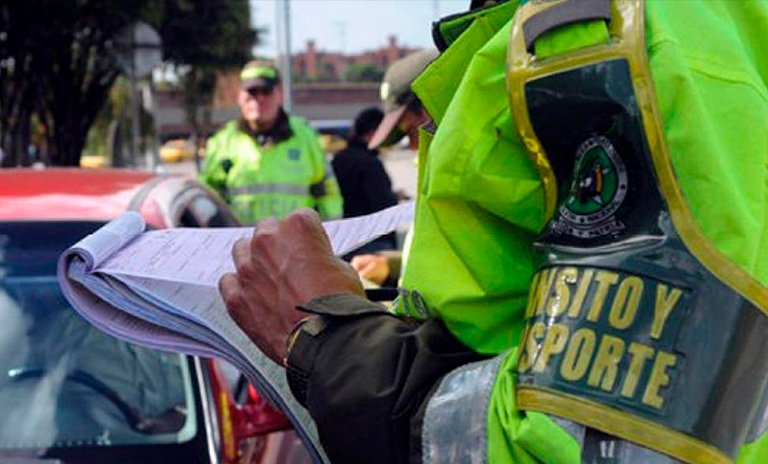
[57,201,415,464]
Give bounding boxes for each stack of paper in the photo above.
[57,202,415,464]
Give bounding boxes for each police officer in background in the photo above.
[200,61,342,224]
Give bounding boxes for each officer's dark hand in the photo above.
[219,209,364,364]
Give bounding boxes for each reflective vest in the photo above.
[200,118,342,224]
[397,0,768,463]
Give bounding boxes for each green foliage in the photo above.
[38,0,147,165]
[154,0,256,69]
[150,0,259,146]
[345,63,385,82]
[0,0,258,166]
[83,76,128,158]
[1,0,149,165]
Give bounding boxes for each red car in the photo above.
[0,168,311,464]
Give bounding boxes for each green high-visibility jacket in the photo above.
[200,118,342,224]
[394,0,768,462]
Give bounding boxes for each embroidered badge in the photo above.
[552,135,628,238]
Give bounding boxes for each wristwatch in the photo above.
[284,294,391,405]
[285,315,327,362]
[285,314,329,405]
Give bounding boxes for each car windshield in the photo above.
[0,221,197,450]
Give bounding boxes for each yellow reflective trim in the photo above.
[508,0,640,221]
[518,386,732,464]
[510,0,768,318]
[630,10,768,319]
[509,1,768,461]
[228,183,310,196]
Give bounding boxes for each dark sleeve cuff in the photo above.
[285,293,487,464]
[287,293,389,404]
[298,293,389,317]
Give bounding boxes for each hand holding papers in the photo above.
[220,210,366,365]
[57,202,414,464]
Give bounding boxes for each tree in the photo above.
[0,0,257,167]
[0,2,50,166]
[0,0,147,166]
[38,1,150,166]
[152,0,257,164]
[345,63,385,83]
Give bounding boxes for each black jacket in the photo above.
[332,139,398,218]
[332,139,399,253]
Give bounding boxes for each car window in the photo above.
[178,194,238,228]
[0,222,198,449]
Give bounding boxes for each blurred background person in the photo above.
[200,61,342,225]
[367,50,436,152]
[351,49,437,286]
[333,107,398,257]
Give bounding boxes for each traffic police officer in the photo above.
[201,61,342,224]
[220,1,768,464]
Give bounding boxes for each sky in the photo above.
[250,0,469,57]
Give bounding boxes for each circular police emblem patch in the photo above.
[553,136,628,238]
[287,148,301,161]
